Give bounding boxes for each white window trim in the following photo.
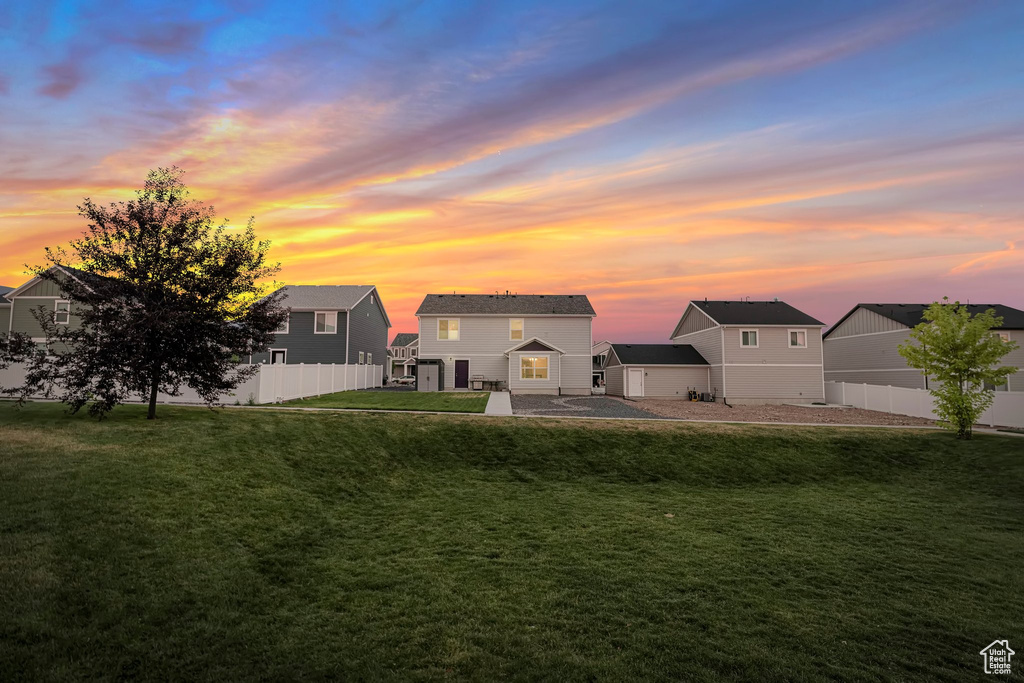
[509,318,524,341]
[437,318,460,341]
[276,314,290,335]
[270,348,287,364]
[358,351,365,364]
[367,352,372,365]
[314,311,338,334]
[788,329,807,348]
[520,354,550,381]
[997,332,1010,342]
[739,328,759,348]
[54,299,70,325]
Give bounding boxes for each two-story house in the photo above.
[415,293,596,394]
[388,333,419,379]
[823,303,1024,391]
[251,285,390,366]
[2,266,95,348]
[668,300,826,404]
[0,286,13,334]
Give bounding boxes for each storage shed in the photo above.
[604,344,709,399]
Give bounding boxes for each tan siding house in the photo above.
[823,303,1024,391]
[670,300,826,404]
[416,294,596,394]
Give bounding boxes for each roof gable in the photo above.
[689,300,824,327]
[416,293,595,316]
[610,343,708,366]
[390,332,419,347]
[504,337,566,355]
[275,285,376,311]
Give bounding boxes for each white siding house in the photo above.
[415,293,596,394]
[669,300,826,404]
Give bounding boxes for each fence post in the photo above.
[841,382,846,405]
[317,363,321,396]
[887,385,893,414]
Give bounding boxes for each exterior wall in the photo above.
[252,310,349,364]
[605,365,624,396]
[9,298,83,337]
[632,366,709,398]
[18,278,68,298]
[1000,330,1024,391]
[828,307,907,338]
[672,325,724,397]
[346,290,389,365]
[723,365,825,403]
[722,326,823,365]
[0,306,9,333]
[674,306,717,337]
[507,351,562,394]
[418,314,592,392]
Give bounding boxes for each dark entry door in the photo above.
[454,360,469,389]
[271,350,286,365]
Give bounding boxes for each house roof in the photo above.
[825,303,1024,337]
[274,285,376,311]
[690,300,824,326]
[390,332,419,347]
[611,344,708,365]
[416,293,596,316]
[0,285,12,298]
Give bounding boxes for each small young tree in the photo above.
[898,298,1018,439]
[0,168,287,419]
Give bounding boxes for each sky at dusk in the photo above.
[1,0,1022,341]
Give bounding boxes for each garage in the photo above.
[604,344,710,398]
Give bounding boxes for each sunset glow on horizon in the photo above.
[2,1,1023,341]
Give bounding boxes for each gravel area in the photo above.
[510,395,665,419]
[625,398,936,426]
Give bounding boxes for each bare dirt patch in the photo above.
[618,398,936,426]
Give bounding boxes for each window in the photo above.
[740,329,759,348]
[438,319,459,340]
[358,351,365,364]
[997,332,1010,343]
[367,352,372,365]
[520,356,549,380]
[370,295,374,305]
[411,348,417,357]
[275,315,289,334]
[54,300,70,325]
[315,311,337,334]
[788,330,807,348]
[509,318,523,341]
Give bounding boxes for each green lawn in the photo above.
[1,403,1022,680]
[283,389,490,413]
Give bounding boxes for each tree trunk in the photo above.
[147,371,160,420]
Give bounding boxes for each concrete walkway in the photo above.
[484,391,513,416]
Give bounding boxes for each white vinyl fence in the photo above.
[0,362,383,406]
[825,381,1024,429]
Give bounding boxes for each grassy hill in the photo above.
[1,403,1022,680]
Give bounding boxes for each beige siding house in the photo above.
[415,293,596,394]
[823,303,1024,391]
[669,300,826,404]
[388,333,419,379]
[604,344,710,398]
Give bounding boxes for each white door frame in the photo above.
[627,367,644,398]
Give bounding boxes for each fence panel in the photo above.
[826,381,1023,428]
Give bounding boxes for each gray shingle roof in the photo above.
[825,303,1024,337]
[0,285,13,299]
[273,285,375,310]
[390,332,419,347]
[416,294,595,316]
[691,300,824,326]
[611,344,708,365]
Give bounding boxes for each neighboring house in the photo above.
[0,286,12,334]
[823,303,1024,391]
[604,344,709,398]
[591,339,612,389]
[251,285,390,366]
[388,333,419,378]
[669,300,826,404]
[415,293,596,394]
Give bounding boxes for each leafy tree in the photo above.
[898,298,1018,439]
[0,168,287,419]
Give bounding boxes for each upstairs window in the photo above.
[740,329,759,348]
[789,330,807,348]
[315,311,337,334]
[358,351,365,364]
[276,315,289,334]
[997,332,1010,343]
[438,319,459,341]
[367,352,372,364]
[509,318,524,341]
[54,300,70,325]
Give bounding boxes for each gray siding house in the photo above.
[604,344,709,398]
[388,333,419,379]
[823,303,1024,391]
[0,285,12,334]
[252,285,391,366]
[2,267,94,343]
[415,293,596,394]
[669,300,826,404]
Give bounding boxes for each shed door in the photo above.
[454,360,469,389]
[418,365,438,392]
[627,368,644,397]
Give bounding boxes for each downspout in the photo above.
[345,308,350,365]
[720,325,731,407]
